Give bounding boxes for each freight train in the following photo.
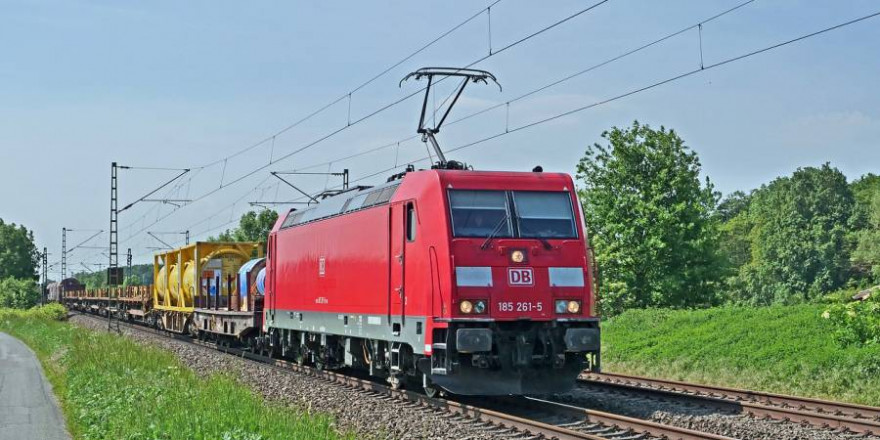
[62,68,601,396]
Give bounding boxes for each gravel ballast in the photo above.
[554,385,880,440]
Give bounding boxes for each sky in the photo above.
[1,0,878,274]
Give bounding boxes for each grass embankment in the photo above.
[0,305,341,440]
[602,305,880,406]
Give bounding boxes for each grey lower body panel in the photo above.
[266,309,426,353]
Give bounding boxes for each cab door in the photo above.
[389,202,406,332]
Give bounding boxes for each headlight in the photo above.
[556,300,582,314]
[473,300,487,314]
[510,250,525,263]
[460,300,473,314]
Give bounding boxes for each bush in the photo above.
[823,291,880,346]
[0,303,68,322]
[0,277,40,309]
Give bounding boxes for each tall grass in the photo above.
[0,308,342,440]
[602,305,880,406]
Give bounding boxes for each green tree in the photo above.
[0,219,39,280]
[734,164,854,304]
[719,210,752,272]
[717,191,751,222]
[852,191,880,282]
[850,173,880,230]
[0,277,40,309]
[849,174,880,282]
[576,121,723,316]
[210,210,278,244]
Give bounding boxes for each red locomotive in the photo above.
[264,167,600,395]
[262,68,600,396]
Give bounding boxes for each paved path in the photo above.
[0,332,70,440]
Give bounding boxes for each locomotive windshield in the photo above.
[449,190,513,238]
[449,190,577,239]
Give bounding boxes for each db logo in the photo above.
[508,268,534,286]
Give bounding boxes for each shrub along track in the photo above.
[71,312,732,440]
[578,372,880,438]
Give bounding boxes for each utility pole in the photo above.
[61,228,67,280]
[109,162,190,331]
[41,248,48,305]
[109,162,119,331]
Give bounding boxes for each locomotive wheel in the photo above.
[389,374,403,390]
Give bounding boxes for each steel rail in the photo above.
[503,396,737,440]
[584,372,880,435]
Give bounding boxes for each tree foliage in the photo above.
[716,190,751,223]
[0,277,40,309]
[577,121,723,316]
[0,219,39,281]
[210,210,278,244]
[852,190,880,282]
[731,164,854,304]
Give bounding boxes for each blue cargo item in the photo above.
[256,267,266,295]
[238,258,265,298]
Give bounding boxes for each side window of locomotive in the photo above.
[280,211,305,229]
[448,190,511,238]
[406,202,416,242]
[344,193,369,213]
[377,185,398,204]
[512,191,577,239]
[362,190,383,207]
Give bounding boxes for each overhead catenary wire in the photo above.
[115,1,613,252]
[442,8,880,156]
[180,5,880,250]
[189,0,611,195]
[120,4,879,263]
[196,0,504,170]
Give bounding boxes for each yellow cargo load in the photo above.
[153,242,263,312]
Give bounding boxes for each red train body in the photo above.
[264,168,600,395]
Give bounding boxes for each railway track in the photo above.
[582,372,880,436]
[71,312,730,440]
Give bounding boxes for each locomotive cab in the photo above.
[423,170,601,395]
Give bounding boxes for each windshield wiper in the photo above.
[537,236,553,250]
[480,214,510,250]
